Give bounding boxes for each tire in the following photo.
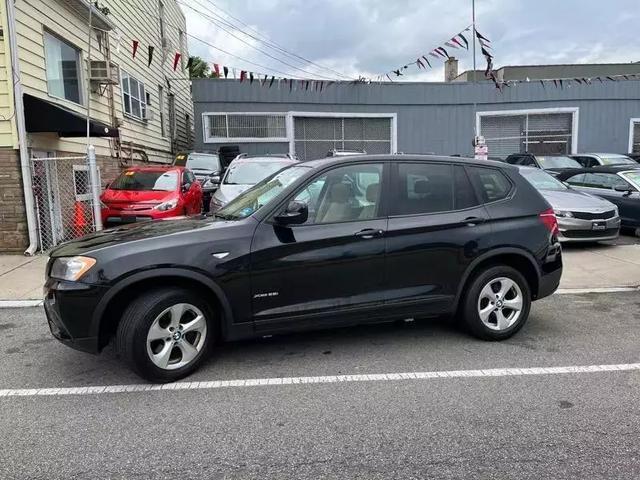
[116,287,215,382]
[461,265,531,340]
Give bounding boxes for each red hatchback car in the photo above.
[101,166,203,228]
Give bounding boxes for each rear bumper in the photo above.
[536,243,563,300]
[43,279,107,354]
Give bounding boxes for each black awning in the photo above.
[24,93,119,138]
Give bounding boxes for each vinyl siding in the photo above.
[0,1,17,148]
[14,0,193,162]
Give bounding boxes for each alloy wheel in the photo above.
[477,277,523,331]
[146,303,207,370]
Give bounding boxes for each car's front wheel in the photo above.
[462,266,531,340]
[116,288,215,382]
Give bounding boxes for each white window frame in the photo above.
[72,164,100,202]
[629,118,640,153]
[201,111,398,155]
[121,70,147,121]
[43,30,84,106]
[476,107,579,155]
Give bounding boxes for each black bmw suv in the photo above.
[45,155,562,382]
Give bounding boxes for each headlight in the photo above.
[554,210,573,218]
[154,198,179,211]
[50,256,96,281]
[613,206,619,216]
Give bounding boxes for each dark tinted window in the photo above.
[505,155,522,165]
[392,163,454,215]
[567,172,629,189]
[454,166,480,209]
[466,166,512,203]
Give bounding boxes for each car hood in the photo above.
[539,189,616,211]
[50,216,238,257]
[214,184,252,204]
[101,189,175,204]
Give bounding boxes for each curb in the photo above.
[0,300,43,308]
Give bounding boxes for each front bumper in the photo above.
[43,278,108,354]
[557,216,620,242]
[102,206,183,228]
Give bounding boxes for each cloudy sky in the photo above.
[183,0,640,82]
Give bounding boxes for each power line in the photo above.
[178,0,340,80]
[181,0,352,80]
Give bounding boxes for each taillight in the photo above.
[539,208,559,236]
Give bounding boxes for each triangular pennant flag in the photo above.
[416,58,425,69]
[481,47,493,59]
[172,52,181,71]
[421,56,432,68]
[147,46,154,67]
[434,48,446,58]
[393,69,403,76]
[540,80,546,89]
[289,79,293,92]
[451,37,464,48]
[386,73,393,82]
[623,75,630,80]
[239,70,246,82]
[223,66,229,78]
[475,30,491,42]
[269,76,275,88]
[559,79,564,89]
[319,81,324,92]
[305,80,309,90]
[444,41,458,49]
[429,52,440,59]
[185,56,194,72]
[597,77,603,83]
[261,74,267,86]
[213,63,220,77]
[606,76,616,81]
[553,79,558,88]
[132,40,139,59]
[250,72,254,84]
[458,33,469,49]
[574,78,583,84]
[438,47,451,58]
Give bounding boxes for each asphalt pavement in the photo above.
[0,292,639,479]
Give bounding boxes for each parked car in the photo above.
[556,166,640,234]
[518,166,620,242]
[100,166,203,228]
[209,154,298,212]
[326,149,366,157]
[569,153,637,168]
[45,155,562,382]
[174,152,223,212]
[504,153,582,175]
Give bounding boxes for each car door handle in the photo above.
[354,228,384,239]
[464,216,486,227]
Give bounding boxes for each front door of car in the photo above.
[384,163,492,315]
[181,170,199,214]
[250,162,388,331]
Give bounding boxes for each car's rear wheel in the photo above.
[116,288,215,382]
[462,266,531,340]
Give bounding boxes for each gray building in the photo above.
[192,78,640,161]
[453,62,640,82]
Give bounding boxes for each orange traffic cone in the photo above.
[73,201,87,230]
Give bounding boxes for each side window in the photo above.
[565,173,587,186]
[454,165,480,209]
[391,163,454,215]
[581,173,621,189]
[292,163,383,224]
[466,166,512,203]
[573,156,592,168]
[520,156,534,166]
[183,170,194,186]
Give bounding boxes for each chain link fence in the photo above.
[30,155,100,252]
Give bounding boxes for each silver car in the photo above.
[209,154,298,213]
[519,166,620,242]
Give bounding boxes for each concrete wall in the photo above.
[193,79,640,157]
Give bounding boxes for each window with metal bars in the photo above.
[203,113,288,142]
[479,112,574,159]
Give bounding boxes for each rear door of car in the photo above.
[383,162,491,315]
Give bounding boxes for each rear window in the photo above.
[536,156,582,169]
[185,154,221,171]
[599,155,636,165]
[224,161,291,185]
[466,166,512,203]
[110,170,178,191]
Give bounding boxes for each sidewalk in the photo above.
[1,243,639,303]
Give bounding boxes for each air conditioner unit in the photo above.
[142,108,154,122]
[89,60,119,85]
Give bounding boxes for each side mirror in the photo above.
[613,184,632,194]
[274,201,308,225]
[182,183,191,193]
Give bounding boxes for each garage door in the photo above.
[293,116,392,161]
[480,112,574,159]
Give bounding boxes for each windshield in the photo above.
[186,154,221,171]
[622,171,640,188]
[216,165,310,220]
[109,170,178,191]
[520,168,568,191]
[224,161,292,185]
[599,155,636,165]
[536,156,582,169]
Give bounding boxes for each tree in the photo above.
[188,56,209,79]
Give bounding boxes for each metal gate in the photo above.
[293,116,393,161]
[30,153,99,252]
[479,112,574,159]
[633,121,640,153]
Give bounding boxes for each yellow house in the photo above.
[0,0,193,253]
